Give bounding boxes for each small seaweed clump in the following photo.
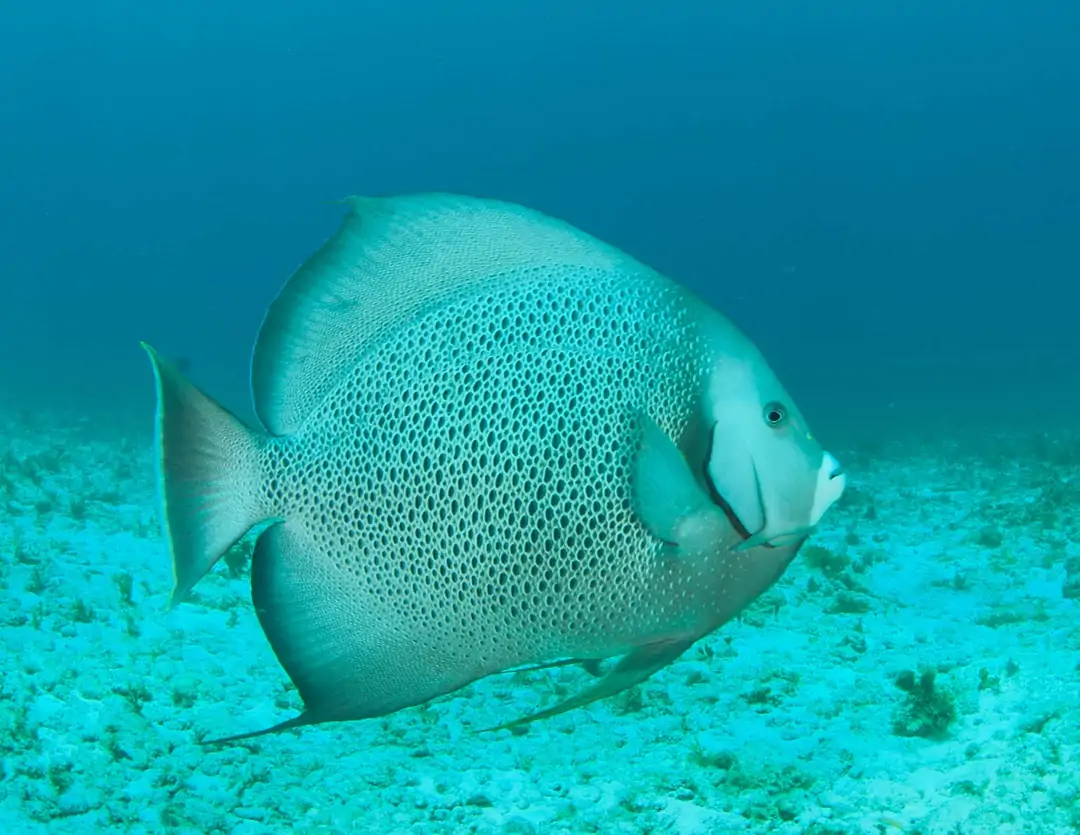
[802,544,850,578]
[891,668,956,739]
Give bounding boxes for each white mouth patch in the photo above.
[808,451,846,526]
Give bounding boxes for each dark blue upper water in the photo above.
[2,0,1076,440]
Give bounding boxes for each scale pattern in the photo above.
[260,266,713,690]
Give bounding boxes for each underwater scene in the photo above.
[1,2,1077,834]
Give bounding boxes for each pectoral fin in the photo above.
[632,412,732,558]
[481,637,695,733]
[631,413,712,546]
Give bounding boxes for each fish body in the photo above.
[143,193,846,739]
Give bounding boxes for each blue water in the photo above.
[4,0,1076,429]
[1,2,1078,833]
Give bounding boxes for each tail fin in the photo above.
[141,342,275,606]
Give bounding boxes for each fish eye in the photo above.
[763,402,787,427]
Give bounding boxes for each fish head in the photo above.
[701,354,845,550]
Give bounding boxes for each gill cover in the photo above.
[705,420,765,538]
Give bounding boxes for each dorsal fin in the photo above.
[251,193,643,435]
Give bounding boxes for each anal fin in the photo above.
[481,637,694,733]
[200,713,313,746]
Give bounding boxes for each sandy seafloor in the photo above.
[0,409,1077,835]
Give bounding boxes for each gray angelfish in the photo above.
[141,192,846,742]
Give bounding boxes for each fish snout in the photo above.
[823,451,845,482]
[808,450,846,527]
